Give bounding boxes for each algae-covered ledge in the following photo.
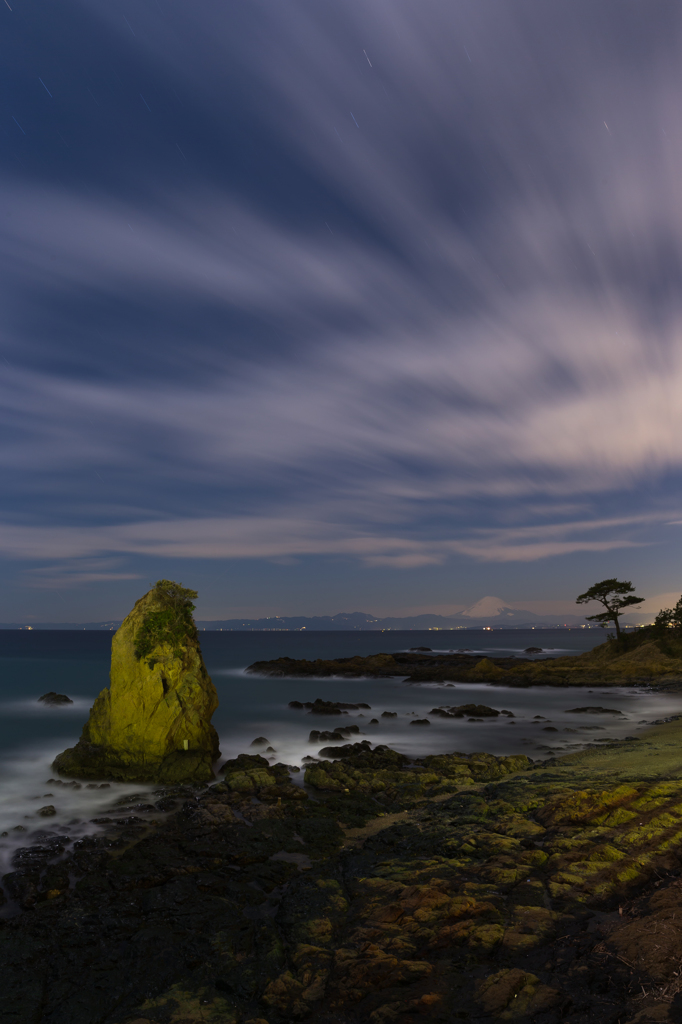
[7,716,682,1023]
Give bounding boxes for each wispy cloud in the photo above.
[2,0,682,598]
[0,511,661,571]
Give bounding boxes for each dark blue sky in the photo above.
[2,0,682,621]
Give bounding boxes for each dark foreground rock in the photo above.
[6,731,682,1023]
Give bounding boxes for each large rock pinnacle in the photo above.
[53,580,220,783]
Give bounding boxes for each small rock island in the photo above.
[53,580,219,783]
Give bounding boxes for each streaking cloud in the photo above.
[1,0,682,614]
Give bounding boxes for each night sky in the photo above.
[2,0,682,622]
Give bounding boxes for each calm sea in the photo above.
[2,628,681,876]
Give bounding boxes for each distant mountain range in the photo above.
[193,604,591,630]
[0,595,648,630]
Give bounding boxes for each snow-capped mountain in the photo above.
[460,596,517,618]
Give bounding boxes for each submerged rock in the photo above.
[52,580,219,784]
[317,739,373,758]
[38,692,73,706]
[566,706,624,714]
[309,726,361,743]
[430,703,501,718]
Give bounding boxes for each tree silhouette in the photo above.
[576,578,644,640]
[654,595,682,634]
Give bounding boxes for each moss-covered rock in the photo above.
[13,721,682,1023]
[53,580,219,783]
[218,753,307,803]
[303,749,533,807]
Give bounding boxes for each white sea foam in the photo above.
[0,698,94,716]
[0,740,158,881]
[3,678,682,899]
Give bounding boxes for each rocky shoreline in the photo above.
[5,718,682,1023]
[246,638,682,689]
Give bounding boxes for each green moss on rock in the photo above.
[133,579,198,661]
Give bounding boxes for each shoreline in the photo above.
[4,713,682,1022]
[245,640,682,690]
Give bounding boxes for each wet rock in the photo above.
[217,753,307,804]
[250,737,270,747]
[409,719,430,726]
[310,730,344,743]
[4,732,678,1024]
[431,704,500,718]
[409,646,432,652]
[2,870,39,908]
[566,706,624,714]
[37,805,57,817]
[318,740,373,758]
[381,711,397,718]
[53,580,219,784]
[309,726,361,743]
[38,692,73,705]
[524,646,544,654]
[476,968,560,1016]
[304,699,372,714]
[251,653,398,678]
[10,715,682,1024]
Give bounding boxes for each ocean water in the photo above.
[2,628,681,878]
